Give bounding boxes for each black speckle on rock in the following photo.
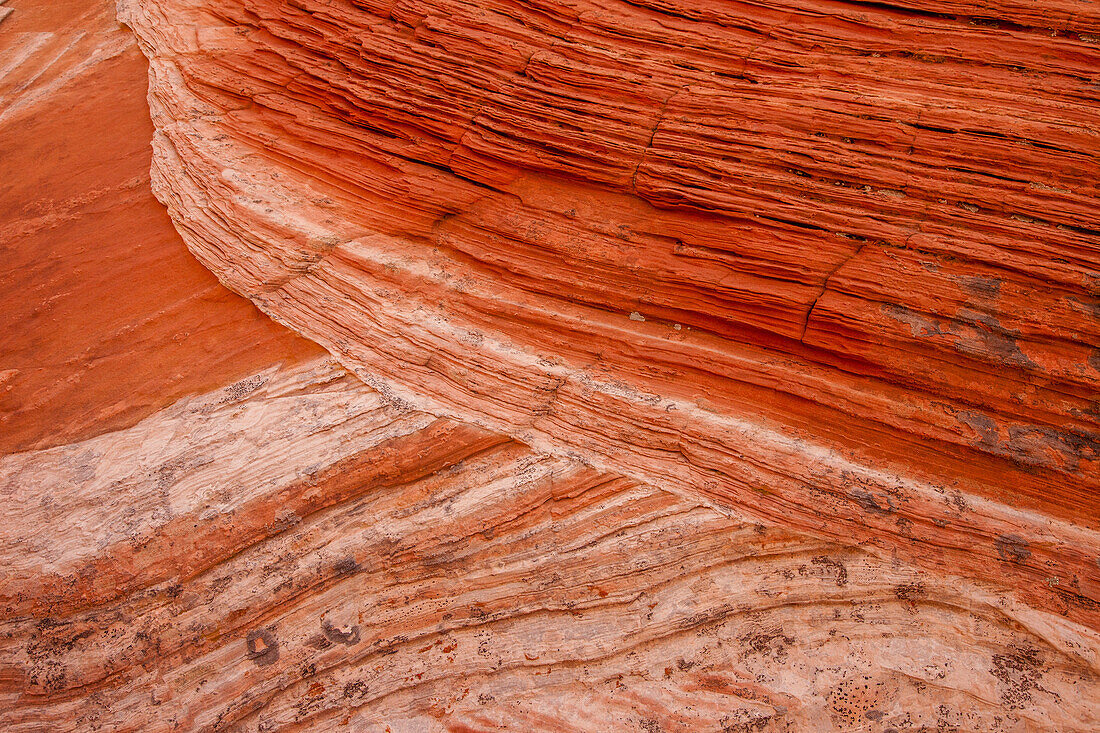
[740,627,795,663]
[991,644,1047,709]
[851,488,894,515]
[333,557,360,575]
[343,680,368,699]
[894,582,926,603]
[812,555,849,586]
[221,374,267,403]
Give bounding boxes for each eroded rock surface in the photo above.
[120,0,1100,621]
[3,358,1099,731]
[0,0,322,455]
[1,0,1099,730]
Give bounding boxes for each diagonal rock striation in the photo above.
[3,358,1099,730]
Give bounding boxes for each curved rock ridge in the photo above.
[120,0,1100,624]
[2,358,1099,731]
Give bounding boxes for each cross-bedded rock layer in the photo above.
[119,0,1100,624]
[3,358,1098,731]
[2,0,1099,729]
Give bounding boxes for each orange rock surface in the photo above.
[121,0,1100,618]
[1,0,1099,730]
[0,0,322,455]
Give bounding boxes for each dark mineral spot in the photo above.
[322,619,361,646]
[343,680,368,699]
[991,644,1046,709]
[721,712,775,733]
[958,411,999,451]
[306,633,332,650]
[958,275,1002,298]
[994,534,1031,564]
[333,556,360,575]
[245,628,279,666]
[221,374,267,403]
[740,627,795,663]
[851,488,894,515]
[828,677,885,725]
[894,582,926,603]
[812,555,849,586]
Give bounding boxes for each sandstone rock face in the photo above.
[0,0,323,455]
[2,0,1099,730]
[120,0,1100,618]
[4,358,1100,731]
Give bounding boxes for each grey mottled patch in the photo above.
[994,534,1031,564]
[246,629,279,666]
[850,488,894,515]
[881,304,1037,370]
[957,275,1002,298]
[321,619,360,646]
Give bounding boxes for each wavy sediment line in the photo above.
[1,357,1098,730]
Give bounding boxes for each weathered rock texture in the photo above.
[120,0,1100,621]
[2,0,1099,730]
[4,357,1100,731]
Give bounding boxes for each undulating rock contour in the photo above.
[1,0,1098,730]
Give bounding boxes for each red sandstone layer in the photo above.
[1,0,1098,730]
[120,0,1100,624]
[0,0,322,455]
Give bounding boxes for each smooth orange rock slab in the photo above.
[120,0,1100,624]
[0,0,322,455]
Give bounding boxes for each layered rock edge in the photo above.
[0,0,324,455]
[0,0,1098,728]
[118,0,1099,627]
